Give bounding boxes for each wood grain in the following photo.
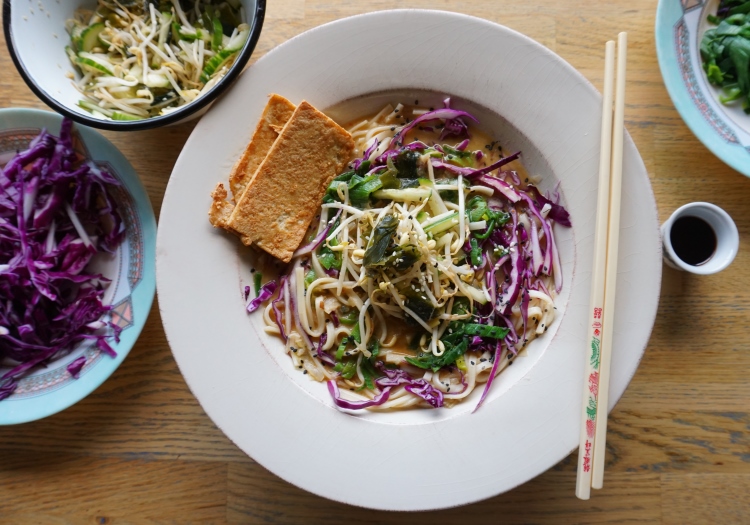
[2,0,750,523]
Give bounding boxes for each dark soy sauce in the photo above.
[670,216,716,266]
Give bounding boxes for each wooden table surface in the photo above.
[2,1,750,523]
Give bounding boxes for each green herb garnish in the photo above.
[701,6,750,113]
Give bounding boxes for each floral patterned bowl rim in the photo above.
[656,0,750,178]
[0,108,156,425]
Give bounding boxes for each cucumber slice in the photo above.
[111,111,143,121]
[80,23,105,52]
[70,24,86,51]
[199,48,237,83]
[211,18,223,49]
[423,211,459,234]
[372,188,432,202]
[76,55,114,76]
[224,25,249,52]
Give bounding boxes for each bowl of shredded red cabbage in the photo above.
[0,109,156,423]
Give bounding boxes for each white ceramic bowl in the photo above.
[157,10,662,510]
[661,202,739,274]
[3,0,265,131]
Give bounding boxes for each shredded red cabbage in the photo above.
[271,275,288,341]
[0,119,124,400]
[470,151,522,178]
[315,332,336,366]
[374,362,444,408]
[476,174,522,203]
[473,341,504,413]
[246,280,277,313]
[327,380,391,410]
[430,159,476,176]
[292,210,342,258]
[525,185,571,227]
[455,139,470,151]
[395,108,478,146]
[66,355,86,379]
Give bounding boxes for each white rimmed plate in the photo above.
[157,10,661,510]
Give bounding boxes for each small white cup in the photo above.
[661,202,739,275]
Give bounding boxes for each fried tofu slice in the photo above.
[229,94,296,199]
[226,101,355,262]
[208,182,234,228]
[208,94,296,229]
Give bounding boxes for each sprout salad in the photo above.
[65,0,249,121]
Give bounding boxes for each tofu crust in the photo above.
[208,182,234,228]
[226,101,355,262]
[229,94,296,199]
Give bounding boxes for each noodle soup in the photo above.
[251,95,572,412]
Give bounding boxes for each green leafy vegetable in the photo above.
[462,324,510,339]
[356,160,372,175]
[317,217,341,270]
[394,150,421,178]
[470,237,482,267]
[404,296,508,372]
[349,173,384,207]
[378,169,401,190]
[338,306,359,325]
[318,243,341,270]
[364,215,399,268]
[335,337,349,361]
[466,195,509,239]
[405,338,469,372]
[442,145,475,168]
[351,323,362,344]
[383,244,422,271]
[253,272,262,296]
[701,5,750,113]
[402,289,437,322]
[334,360,357,379]
[356,340,382,391]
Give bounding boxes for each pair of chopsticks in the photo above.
[575,32,628,501]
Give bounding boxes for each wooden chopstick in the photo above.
[575,38,616,501]
[575,32,627,500]
[591,31,628,491]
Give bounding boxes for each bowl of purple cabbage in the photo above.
[0,108,156,424]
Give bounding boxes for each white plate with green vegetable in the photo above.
[656,0,750,177]
[157,10,661,510]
